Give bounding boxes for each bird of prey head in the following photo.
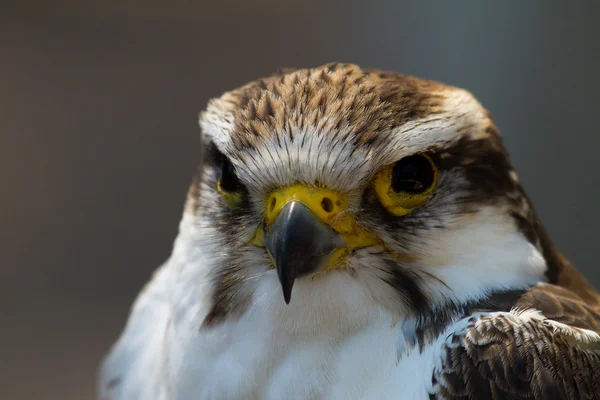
[189,63,576,328]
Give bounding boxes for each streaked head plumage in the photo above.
[187,63,553,328]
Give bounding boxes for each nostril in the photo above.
[269,197,277,213]
[321,197,334,213]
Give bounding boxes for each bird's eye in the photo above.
[391,155,435,193]
[216,154,243,208]
[374,154,437,216]
[219,157,240,192]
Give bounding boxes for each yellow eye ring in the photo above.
[373,154,437,216]
[217,179,243,208]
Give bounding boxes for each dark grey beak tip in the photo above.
[277,263,294,304]
[264,201,344,304]
[283,287,292,304]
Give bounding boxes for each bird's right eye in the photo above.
[216,154,243,208]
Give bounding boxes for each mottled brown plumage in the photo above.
[432,287,600,399]
[517,284,600,331]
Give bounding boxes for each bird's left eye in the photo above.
[216,155,243,208]
[373,154,437,216]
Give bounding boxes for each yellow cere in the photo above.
[263,184,382,253]
[217,180,242,208]
[373,155,437,216]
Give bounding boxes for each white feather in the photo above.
[99,204,547,399]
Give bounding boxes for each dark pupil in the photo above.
[391,155,434,193]
[219,157,240,192]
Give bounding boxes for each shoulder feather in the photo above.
[431,284,600,400]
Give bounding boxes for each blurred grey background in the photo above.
[1,1,599,399]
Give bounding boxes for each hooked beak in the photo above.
[263,201,344,304]
[253,184,382,304]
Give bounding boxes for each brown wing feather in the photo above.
[516,283,600,331]
[431,284,600,400]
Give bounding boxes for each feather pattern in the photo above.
[431,285,600,400]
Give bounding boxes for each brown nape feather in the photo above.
[528,213,600,312]
[516,284,600,331]
[554,253,600,309]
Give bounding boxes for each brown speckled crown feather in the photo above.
[203,63,447,151]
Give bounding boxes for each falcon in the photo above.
[99,63,600,399]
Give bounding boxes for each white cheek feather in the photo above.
[413,206,547,307]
